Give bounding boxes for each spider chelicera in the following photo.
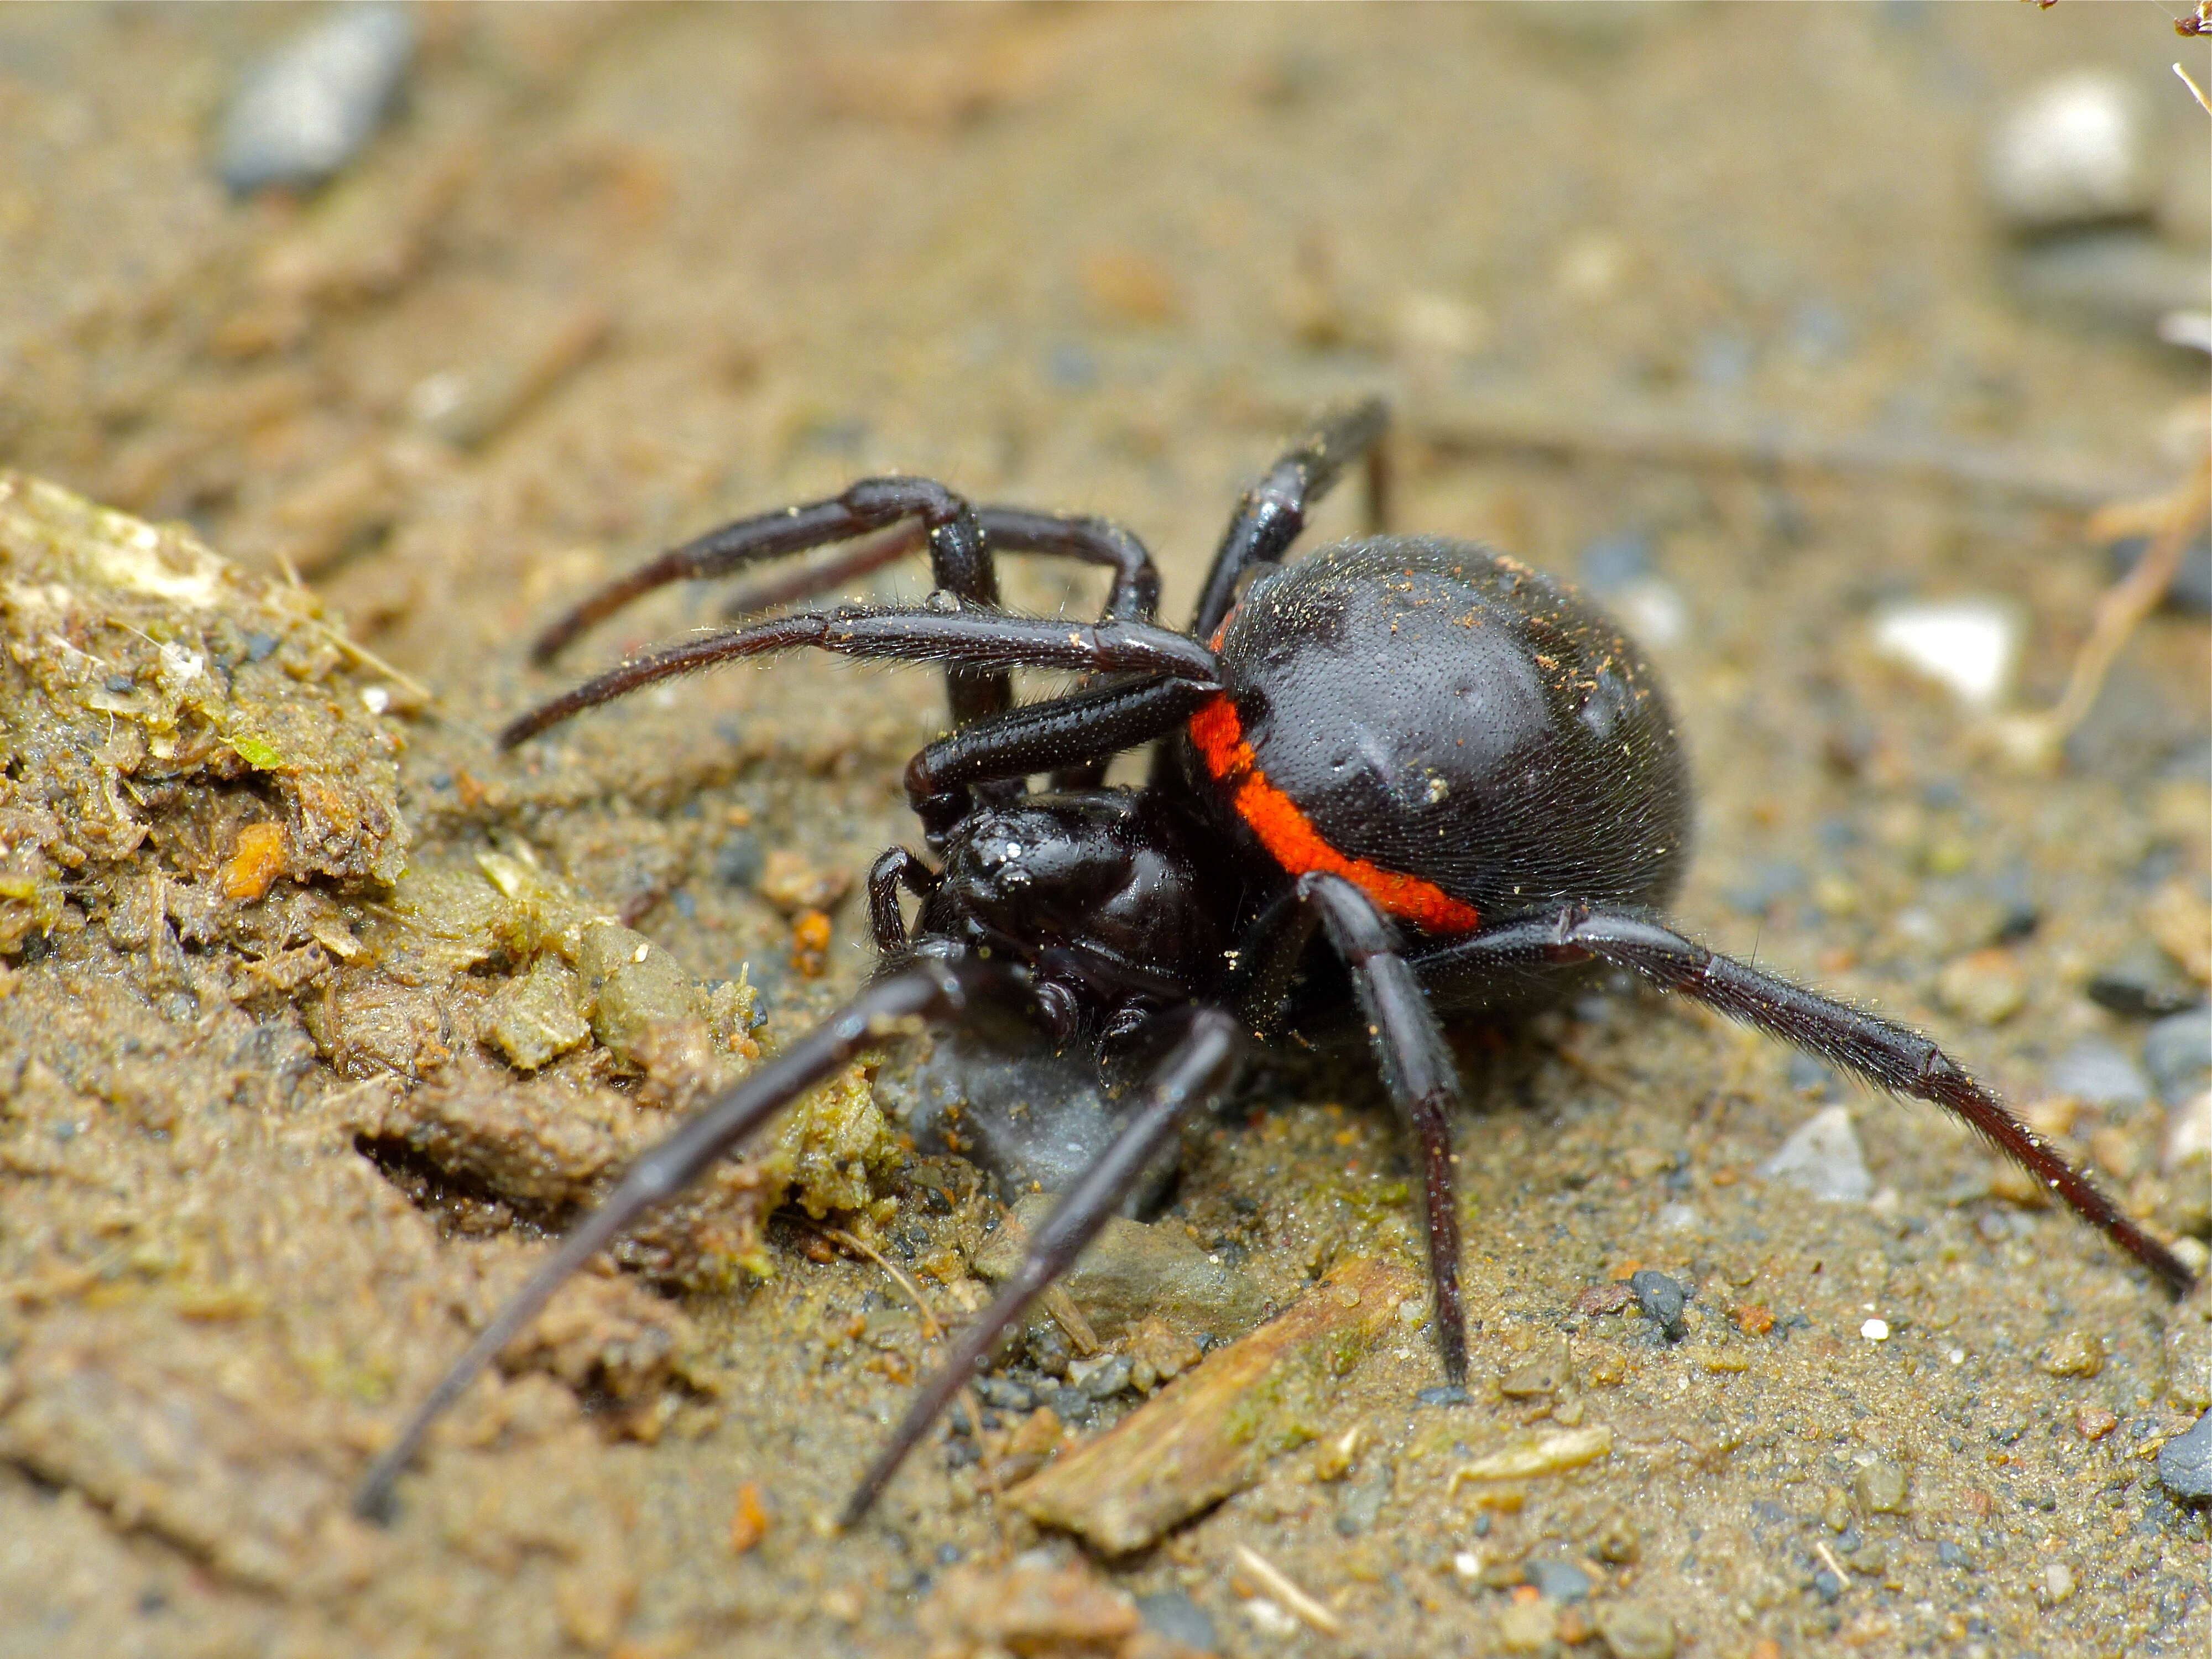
[357,399,2195,1530]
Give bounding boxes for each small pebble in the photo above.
[1067,1352,1133,1401]
[1592,1600,1676,1659]
[2085,941,2203,1019]
[2155,1410,2212,1502]
[218,4,417,195]
[2039,1330,2104,1379]
[2041,1560,2077,1606]
[1759,1104,1874,1203]
[2044,1038,2151,1110]
[1860,1318,1890,1343]
[1522,1557,1592,1602]
[2144,1006,2212,1105]
[1870,599,2019,710]
[1629,1270,1688,1342]
[1417,1383,1472,1407]
[1985,70,2161,233]
[1333,1464,1392,1537]
[1135,1590,1217,1652]
[1853,1459,1910,1515]
[1811,1568,1844,1604]
[1935,948,2028,1026]
[713,829,764,888]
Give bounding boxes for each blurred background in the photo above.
[0,6,2206,1657]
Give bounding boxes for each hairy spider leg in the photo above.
[1229,872,1472,1385]
[353,957,1013,1525]
[838,1005,1244,1527]
[902,677,1214,838]
[495,606,1221,749]
[1190,398,1391,640]
[1416,908,2197,1295]
[529,478,1164,727]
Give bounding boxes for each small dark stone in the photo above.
[2156,1410,2212,1502]
[974,1375,1035,1411]
[1045,1384,1090,1422]
[935,1542,963,1566]
[714,830,764,888]
[1417,1384,1472,1407]
[2143,1006,2212,1106]
[1136,1590,1218,1652]
[1937,1540,1970,1568]
[1812,1569,1844,1604]
[2086,941,2203,1019]
[1630,1269,1689,1340]
[1524,1557,1592,1601]
[243,630,281,661]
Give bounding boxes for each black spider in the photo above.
[357,400,2194,1529]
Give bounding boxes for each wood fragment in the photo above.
[1230,1542,1345,1637]
[1449,1424,1614,1489]
[1007,1256,1418,1553]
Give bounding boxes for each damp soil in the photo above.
[1,7,2208,1658]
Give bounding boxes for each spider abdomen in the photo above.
[1191,537,1692,934]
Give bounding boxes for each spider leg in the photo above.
[867,848,937,951]
[354,956,1010,1525]
[1418,908,2198,1294]
[903,677,1213,837]
[498,606,1220,748]
[839,1006,1242,1527]
[1190,398,1391,639]
[1238,872,1471,1386]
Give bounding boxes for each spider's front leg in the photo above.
[354,956,1013,1525]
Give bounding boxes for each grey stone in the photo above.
[1135,1590,1217,1652]
[1760,1105,1873,1202]
[1524,1557,1592,1601]
[1629,1270,1688,1342]
[2145,1006,2212,1106]
[2045,1037,2151,1110]
[2085,940,2203,1019]
[218,4,416,194]
[2156,1411,2212,1502]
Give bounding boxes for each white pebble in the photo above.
[1760,1104,1874,1203]
[360,685,391,715]
[1985,70,2160,233]
[2166,1088,2212,1173]
[1870,598,2020,711]
[219,4,417,195]
[1861,1318,1890,1342]
[1243,1597,1298,1637]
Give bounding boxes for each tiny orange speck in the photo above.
[221,823,286,901]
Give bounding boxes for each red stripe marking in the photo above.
[1188,693,1483,936]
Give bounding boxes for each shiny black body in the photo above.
[1201,538,1688,924]
[358,400,2194,1537]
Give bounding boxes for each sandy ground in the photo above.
[0,6,2207,1657]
